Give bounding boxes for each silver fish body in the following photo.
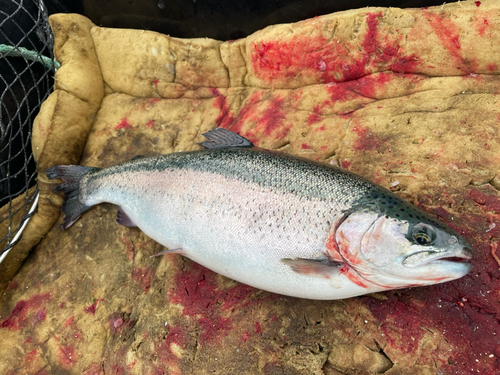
[47,129,472,299]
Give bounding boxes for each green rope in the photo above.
[0,44,61,71]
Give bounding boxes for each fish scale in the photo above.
[46,128,473,299]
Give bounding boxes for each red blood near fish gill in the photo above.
[366,275,500,373]
[325,232,344,262]
[341,265,369,288]
[1,293,51,330]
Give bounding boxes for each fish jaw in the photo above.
[400,245,473,283]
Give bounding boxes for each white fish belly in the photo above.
[86,169,371,299]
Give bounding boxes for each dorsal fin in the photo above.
[199,128,254,149]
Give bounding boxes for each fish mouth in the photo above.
[403,247,473,268]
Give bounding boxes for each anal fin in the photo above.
[281,257,343,278]
[116,207,137,228]
[150,248,185,258]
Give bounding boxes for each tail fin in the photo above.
[46,165,100,229]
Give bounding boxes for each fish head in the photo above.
[335,195,473,290]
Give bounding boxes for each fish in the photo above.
[46,128,473,300]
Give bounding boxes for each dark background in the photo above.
[50,0,441,40]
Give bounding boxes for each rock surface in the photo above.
[1,1,500,374]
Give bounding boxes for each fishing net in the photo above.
[0,0,58,260]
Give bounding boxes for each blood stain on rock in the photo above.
[58,344,79,369]
[352,125,387,152]
[423,12,477,73]
[255,96,285,136]
[366,200,500,374]
[32,308,46,326]
[219,92,263,137]
[167,262,267,347]
[251,12,419,85]
[84,298,104,315]
[131,266,155,293]
[1,293,51,330]
[307,112,322,126]
[115,118,134,131]
[211,88,234,128]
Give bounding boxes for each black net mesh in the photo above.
[0,0,56,257]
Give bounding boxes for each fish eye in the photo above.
[411,223,436,246]
[414,232,432,245]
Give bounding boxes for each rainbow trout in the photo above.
[46,128,472,299]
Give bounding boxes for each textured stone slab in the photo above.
[1,1,499,374]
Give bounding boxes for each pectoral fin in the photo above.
[281,257,343,278]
